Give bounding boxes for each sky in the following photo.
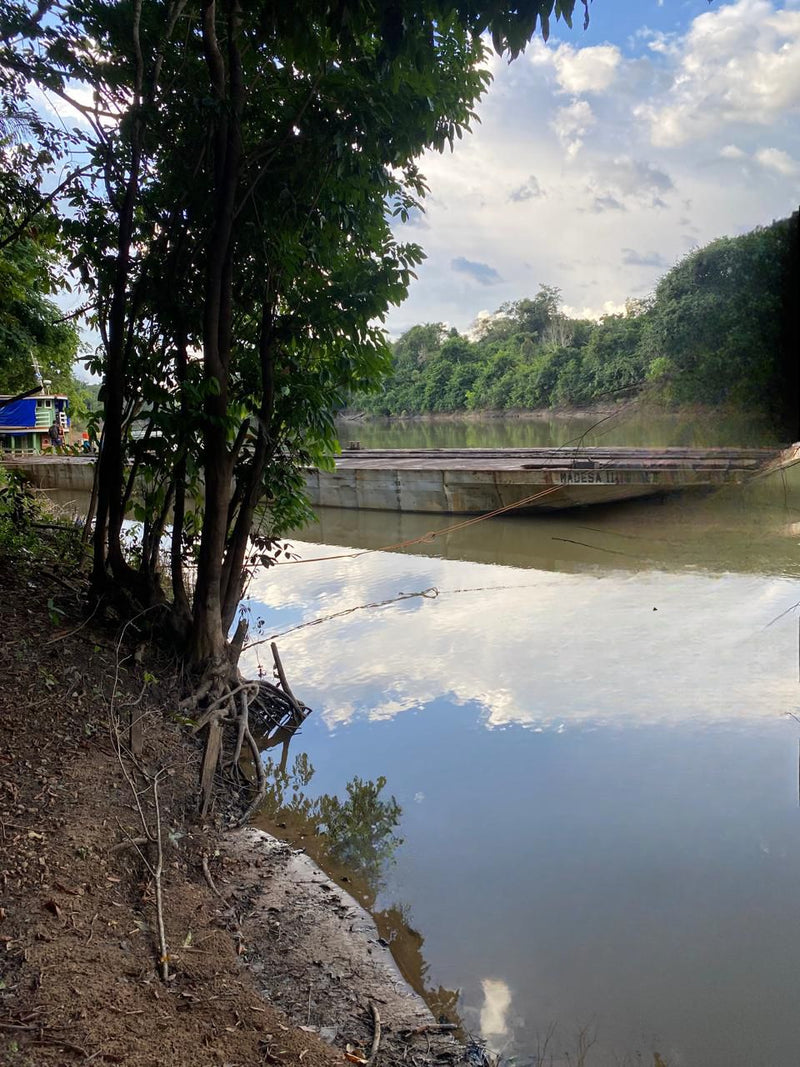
[36,0,800,363]
[385,0,800,335]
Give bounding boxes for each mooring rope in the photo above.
[274,481,568,566]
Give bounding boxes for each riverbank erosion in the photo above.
[0,547,463,1066]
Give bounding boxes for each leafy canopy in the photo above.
[354,217,795,419]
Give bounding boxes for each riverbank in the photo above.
[0,531,463,1067]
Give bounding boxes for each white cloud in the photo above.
[637,0,800,146]
[551,99,595,158]
[562,300,627,322]
[642,30,679,57]
[509,174,544,202]
[755,146,800,176]
[29,84,93,128]
[544,42,623,94]
[383,0,800,338]
[590,156,673,202]
[242,544,799,734]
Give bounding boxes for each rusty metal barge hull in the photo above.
[304,447,784,514]
[5,445,793,515]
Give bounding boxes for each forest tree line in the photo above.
[353,216,794,421]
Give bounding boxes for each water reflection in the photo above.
[293,468,800,579]
[251,746,462,1024]
[336,410,783,450]
[252,750,402,903]
[241,542,799,732]
[241,522,800,1066]
[479,978,513,1044]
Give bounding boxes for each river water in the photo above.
[239,413,800,1066]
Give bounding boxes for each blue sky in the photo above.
[386,0,800,335]
[40,0,800,363]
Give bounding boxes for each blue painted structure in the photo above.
[0,391,70,453]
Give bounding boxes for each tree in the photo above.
[2,0,591,819]
[641,222,791,409]
[0,19,82,399]
[0,236,80,393]
[581,307,649,399]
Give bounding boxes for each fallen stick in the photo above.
[199,719,223,817]
[108,836,150,854]
[368,1003,381,1063]
[152,774,170,982]
[271,642,302,714]
[201,853,227,902]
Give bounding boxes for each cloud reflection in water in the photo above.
[241,542,799,732]
[479,978,513,1044]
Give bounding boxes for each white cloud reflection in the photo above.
[241,543,799,732]
[479,978,513,1043]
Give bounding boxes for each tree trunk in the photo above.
[220,297,276,631]
[170,338,192,634]
[190,0,243,668]
[92,0,146,596]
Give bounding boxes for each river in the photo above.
[240,413,800,1067]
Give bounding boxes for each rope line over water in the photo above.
[243,582,553,649]
[275,482,567,566]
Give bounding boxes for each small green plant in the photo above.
[0,467,84,567]
[46,597,65,627]
[39,668,57,690]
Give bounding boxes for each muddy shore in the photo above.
[0,549,466,1067]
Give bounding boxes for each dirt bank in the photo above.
[217,830,462,1065]
[0,547,464,1067]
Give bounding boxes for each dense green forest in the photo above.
[353,217,793,418]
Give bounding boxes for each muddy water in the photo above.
[336,409,784,451]
[242,415,800,1067]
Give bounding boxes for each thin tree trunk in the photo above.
[221,296,276,631]
[92,0,145,595]
[170,338,192,631]
[190,0,243,667]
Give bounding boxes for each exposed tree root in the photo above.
[181,643,312,823]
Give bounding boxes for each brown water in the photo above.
[336,409,785,451]
[241,414,800,1067]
